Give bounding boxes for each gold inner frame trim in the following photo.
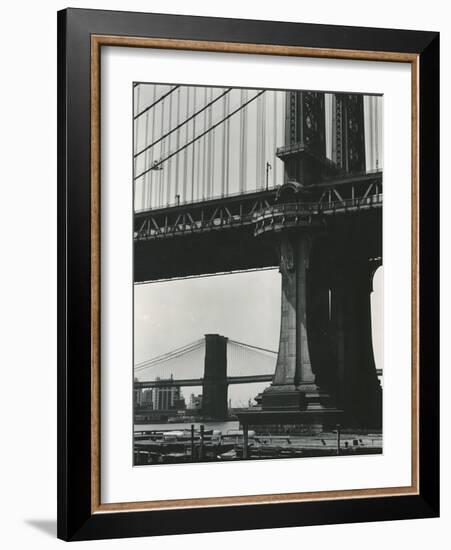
[90,34,420,514]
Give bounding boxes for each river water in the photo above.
[134,420,240,432]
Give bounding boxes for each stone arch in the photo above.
[370,264,383,386]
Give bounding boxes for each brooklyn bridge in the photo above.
[133,83,383,430]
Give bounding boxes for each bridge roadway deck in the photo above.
[134,172,382,282]
[135,374,274,389]
[135,369,382,389]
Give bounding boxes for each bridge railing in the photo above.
[135,193,382,240]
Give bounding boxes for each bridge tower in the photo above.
[202,334,228,420]
[259,91,381,428]
[331,93,366,173]
[278,91,329,186]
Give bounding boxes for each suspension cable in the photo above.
[134,90,265,181]
[134,346,203,372]
[135,339,204,370]
[134,85,180,120]
[135,338,204,367]
[134,88,232,159]
[228,339,277,355]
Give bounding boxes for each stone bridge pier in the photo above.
[260,223,382,429]
[261,232,334,414]
[328,239,382,427]
[256,89,382,429]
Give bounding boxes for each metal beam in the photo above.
[135,373,273,389]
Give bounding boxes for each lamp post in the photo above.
[265,161,272,190]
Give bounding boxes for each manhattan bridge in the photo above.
[133,83,383,429]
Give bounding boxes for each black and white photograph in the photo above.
[133,83,383,466]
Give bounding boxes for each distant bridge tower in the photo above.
[202,334,228,420]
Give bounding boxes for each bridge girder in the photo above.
[134,172,381,282]
[135,374,274,389]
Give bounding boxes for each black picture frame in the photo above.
[57,7,439,541]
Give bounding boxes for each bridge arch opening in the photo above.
[370,266,384,384]
[370,264,383,384]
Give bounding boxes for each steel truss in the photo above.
[134,172,382,241]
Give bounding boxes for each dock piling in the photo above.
[199,424,205,460]
[190,424,195,461]
[243,423,249,459]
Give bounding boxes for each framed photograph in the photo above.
[57,8,439,541]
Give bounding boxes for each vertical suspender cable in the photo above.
[239,90,243,193]
[196,90,202,201]
[143,85,154,209]
[370,96,374,171]
[143,108,150,210]
[239,89,248,193]
[167,92,173,205]
[262,91,267,190]
[150,86,156,208]
[134,85,141,152]
[207,89,213,198]
[175,87,181,201]
[134,85,141,211]
[221,93,226,197]
[202,88,208,199]
[371,96,376,170]
[239,89,244,193]
[145,86,154,209]
[191,87,197,202]
[211,94,216,198]
[183,87,189,204]
[283,91,288,165]
[225,93,230,195]
[238,90,243,193]
[375,97,380,170]
[256,94,262,188]
[159,92,165,207]
[273,90,278,188]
